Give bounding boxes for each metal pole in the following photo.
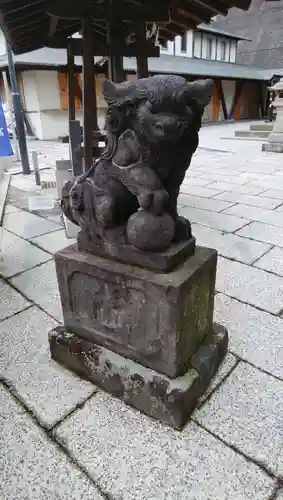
[6,41,30,174]
[32,150,41,186]
[2,70,20,161]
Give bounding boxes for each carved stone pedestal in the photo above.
[49,244,228,429]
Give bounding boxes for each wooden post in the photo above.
[82,19,97,171]
[107,23,124,83]
[67,40,76,122]
[135,23,149,79]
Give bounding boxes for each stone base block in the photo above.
[55,245,217,378]
[77,230,196,272]
[49,323,228,430]
[262,142,283,153]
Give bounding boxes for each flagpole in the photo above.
[2,70,20,161]
[6,40,30,174]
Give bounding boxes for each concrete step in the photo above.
[235,130,270,139]
[250,123,274,132]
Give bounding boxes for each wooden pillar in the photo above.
[67,41,75,122]
[107,23,124,83]
[82,19,98,170]
[135,23,149,79]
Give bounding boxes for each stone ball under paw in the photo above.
[126,210,175,251]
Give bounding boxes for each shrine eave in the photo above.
[0,0,252,55]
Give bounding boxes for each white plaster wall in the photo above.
[175,31,193,58]
[35,70,61,111]
[0,30,6,56]
[22,71,40,112]
[160,40,174,55]
[230,40,237,63]
[193,32,202,58]
[216,37,230,62]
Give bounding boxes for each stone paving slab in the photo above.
[178,194,235,212]
[181,177,213,187]
[0,307,95,429]
[224,204,283,228]
[255,246,283,277]
[180,184,223,198]
[214,191,282,209]
[198,352,238,405]
[4,204,21,214]
[31,230,75,255]
[3,210,61,239]
[55,392,275,500]
[195,362,283,477]
[178,206,248,233]
[192,224,271,265]
[203,181,265,195]
[259,189,283,200]
[0,229,51,278]
[0,279,30,321]
[10,260,62,322]
[237,221,283,248]
[0,386,103,500]
[214,294,283,379]
[216,257,283,314]
[198,173,253,185]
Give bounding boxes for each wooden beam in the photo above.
[46,0,170,22]
[82,18,96,171]
[47,37,160,57]
[67,41,76,122]
[191,0,228,16]
[48,15,58,38]
[107,22,125,82]
[212,81,220,121]
[1,0,45,15]
[215,80,228,120]
[229,80,244,119]
[135,23,148,79]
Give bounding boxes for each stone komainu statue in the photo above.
[62,74,213,252]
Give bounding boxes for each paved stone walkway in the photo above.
[1,122,283,499]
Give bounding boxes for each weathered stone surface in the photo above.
[0,386,104,499]
[10,260,62,322]
[178,205,248,233]
[192,224,271,265]
[216,257,283,314]
[54,392,275,500]
[49,323,227,430]
[198,352,238,405]
[177,194,235,212]
[3,210,61,239]
[224,204,283,228]
[237,221,283,247]
[0,278,30,320]
[255,246,283,276]
[77,230,196,272]
[0,228,51,278]
[195,362,283,476]
[214,294,283,379]
[55,245,217,378]
[203,181,265,195]
[31,229,76,255]
[214,191,281,209]
[0,307,95,428]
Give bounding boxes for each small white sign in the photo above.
[28,196,55,211]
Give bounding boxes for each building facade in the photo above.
[0,23,281,140]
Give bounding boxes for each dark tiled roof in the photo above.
[0,48,281,81]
